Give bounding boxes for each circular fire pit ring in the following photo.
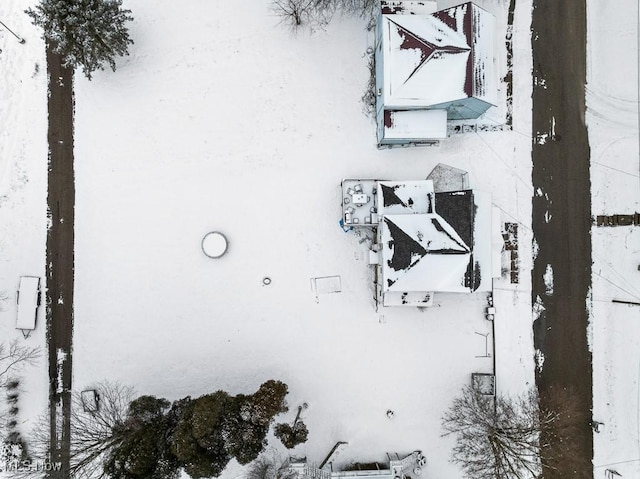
[202,231,228,259]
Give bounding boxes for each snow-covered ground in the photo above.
[587,0,640,476]
[0,0,49,452]
[0,0,537,477]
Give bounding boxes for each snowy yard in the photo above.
[0,0,539,477]
[587,0,640,476]
[71,0,535,475]
[0,0,49,454]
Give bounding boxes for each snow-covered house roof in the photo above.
[426,163,470,191]
[375,2,496,146]
[374,180,494,306]
[378,180,437,215]
[381,0,438,15]
[341,168,501,307]
[381,213,472,293]
[381,109,448,143]
[289,451,425,479]
[379,2,496,110]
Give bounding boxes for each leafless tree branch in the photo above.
[0,340,41,388]
[271,0,376,32]
[441,385,575,479]
[0,290,9,312]
[19,381,134,479]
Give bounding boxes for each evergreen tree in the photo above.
[247,380,289,426]
[168,392,232,479]
[26,0,134,79]
[168,381,290,474]
[50,380,293,478]
[221,382,288,464]
[220,394,269,465]
[128,395,171,424]
[103,395,180,479]
[274,421,309,449]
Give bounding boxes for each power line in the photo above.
[493,203,532,233]
[593,270,640,302]
[593,161,640,178]
[474,131,534,194]
[592,250,640,300]
[594,458,640,468]
[637,0,640,187]
[0,19,25,44]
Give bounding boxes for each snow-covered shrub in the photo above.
[273,421,308,449]
[0,290,8,312]
[272,0,376,32]
[361,53,376,118]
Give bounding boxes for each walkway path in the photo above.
[45,40,74,478]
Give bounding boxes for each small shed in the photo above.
[471,373,496,396]
[16,276,41,337]
[426,163,470,192]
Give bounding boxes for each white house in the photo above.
[375,1,496,146]
[374,180,494,306]
[288,451,426,479]
[341,167,502,307]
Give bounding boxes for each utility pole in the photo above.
[612,299,640,306]
[0,19,26,44]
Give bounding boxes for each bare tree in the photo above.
[272,0,376,32]
[24,381,134,479]
[361,52,376,117]
[21,380,296,478]
[271,0,332,32]
[537,385,586,477]
[246,449,284,479]
[247,449,299,479]
[441,386,565,479]
[331,0,377,21]
[0,340,41,389]
[0,341,41,474]
[0,340,40,435]
[68,382,134,477]
[0,290,9,312]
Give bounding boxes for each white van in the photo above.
[16,276,41,337]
